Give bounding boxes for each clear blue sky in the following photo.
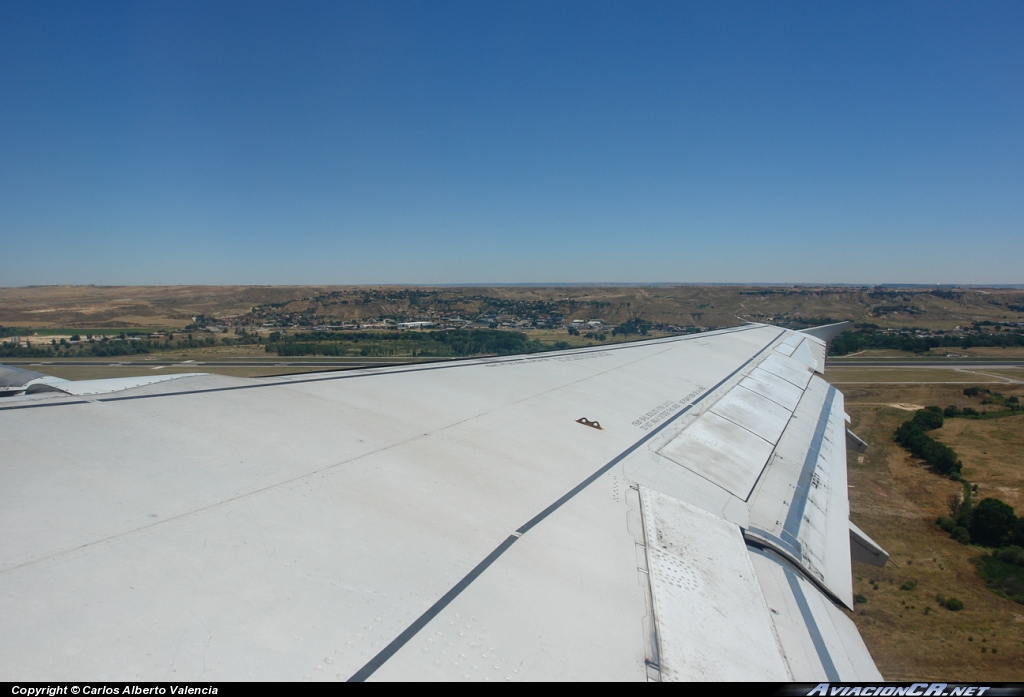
[1,1,1021,285]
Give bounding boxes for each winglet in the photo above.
[845,427,868,453]
[800,321,853,344]
[849,521,889,567]
[800,320,852,354]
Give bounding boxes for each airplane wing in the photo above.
[0,323,884,681]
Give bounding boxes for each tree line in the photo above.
[266,329,549,358]
[831,328,1024,355]
[0,332,260,359]
[893,407,962,478]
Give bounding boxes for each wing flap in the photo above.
[749,548,882,681]
[640,489,790,681]
[747,377,854,607]
[740,367,805,411]
[657,411,776,499]
[758,353,813,389]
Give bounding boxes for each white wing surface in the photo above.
[0,324,882,681]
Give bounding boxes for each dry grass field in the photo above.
[943,418,1024,513]
[844,382,1024,680]
[0,285,325,328]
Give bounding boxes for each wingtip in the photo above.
[799,321,853,343]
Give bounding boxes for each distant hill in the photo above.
[1,284,1023,331]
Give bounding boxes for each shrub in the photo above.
[1012,520,1024,548]
[973,554,1024,605]
[993,546,1024,567]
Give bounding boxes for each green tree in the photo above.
[970,498,1018,547]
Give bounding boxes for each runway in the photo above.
[827,360,1023,369]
